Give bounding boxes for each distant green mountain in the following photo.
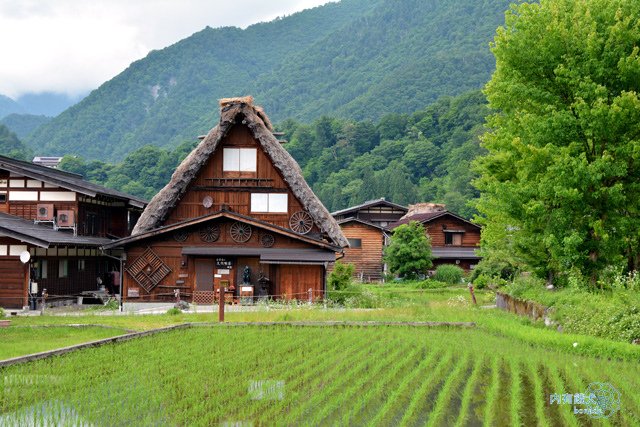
[59,90,487,217]
[0,94,24,119]
[0,114,52,139]
[29,0,510,162]
[0,124,33,161]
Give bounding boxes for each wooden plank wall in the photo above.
[339,223,384,282]
[425,217,481,247]
[122,219,328,302]
[165,125,318,233]
[277,264,323,301]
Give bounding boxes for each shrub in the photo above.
[327,261,355,291]
[432,265,464,284]
[473,274,508,289]
[166,307,182,315]
[0,307,4,318]
[414,279,449,289]
[326,283,377,307]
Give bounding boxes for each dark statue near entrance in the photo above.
[242,266,251,285]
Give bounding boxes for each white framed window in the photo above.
[251,193,288,213]
[223,148,257,172]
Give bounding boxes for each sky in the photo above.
[0,0,332,99]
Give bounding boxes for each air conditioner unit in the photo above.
[57,210,75,227]
[36,204,55,221]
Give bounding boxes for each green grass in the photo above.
[0,326,128,360]
[0,325,637,425]
[3,286,639,361]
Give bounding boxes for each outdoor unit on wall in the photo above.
[36,204,55,221]
[57,210,75,227]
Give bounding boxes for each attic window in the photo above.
[445,232,463,246]
[251,193,288,213]
[223,148,257,172]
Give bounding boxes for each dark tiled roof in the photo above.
[331,198,408,217]
[388,211,480,230]
[0,212,112,248]
[182,247,335,264]
[0,155,147,207]
[336,217,388,231]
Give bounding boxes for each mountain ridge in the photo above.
[27,0,510,162]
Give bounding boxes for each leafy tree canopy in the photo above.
[384,221,433,279]
[474,0,640,286]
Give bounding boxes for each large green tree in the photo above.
[474,0,640,286]
[384,221,433,279]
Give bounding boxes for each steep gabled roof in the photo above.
[388,210,480,230]
[0,155,147,208]
[131,96,348,248]
[331,198,408,217]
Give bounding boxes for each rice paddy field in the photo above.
[0,324,637,426]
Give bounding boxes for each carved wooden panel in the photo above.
[126,248,172,293]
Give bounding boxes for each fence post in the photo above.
[468,283,477,305]
[218,286,225,322]
[41,288,48,315]
[308,288,313,305]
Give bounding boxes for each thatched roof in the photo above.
[132,96,348,248]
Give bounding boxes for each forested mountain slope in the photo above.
[59,90,487,217]
[0,114,52,139]
[29,0,509,162]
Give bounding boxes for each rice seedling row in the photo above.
[426,352,471,427]
[0,325,636,426]
[396,350,454,426]
[307,340,420,425]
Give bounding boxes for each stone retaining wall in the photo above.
[495,292,549,321]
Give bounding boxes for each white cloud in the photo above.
[0,0,332,98]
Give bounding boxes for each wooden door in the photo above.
[0,259,26,308]
[194,259,214,304]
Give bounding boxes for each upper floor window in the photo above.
[445,232,463,246]
[223,148,257,172]
[348,238,362,248]
[251,193,288,213]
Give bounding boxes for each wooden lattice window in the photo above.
[126,248,172,293]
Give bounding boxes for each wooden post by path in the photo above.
[468,283,477,305]
[218,286,225,322]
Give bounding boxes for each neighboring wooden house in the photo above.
[0,156,146,308]
[389,203,481,272]
[332,198,408,281]
[105,97,347,306]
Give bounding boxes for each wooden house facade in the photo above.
[106,97,347,305]
[389,203,481,272]
[332,199,408,281]
[0,156,146,308]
